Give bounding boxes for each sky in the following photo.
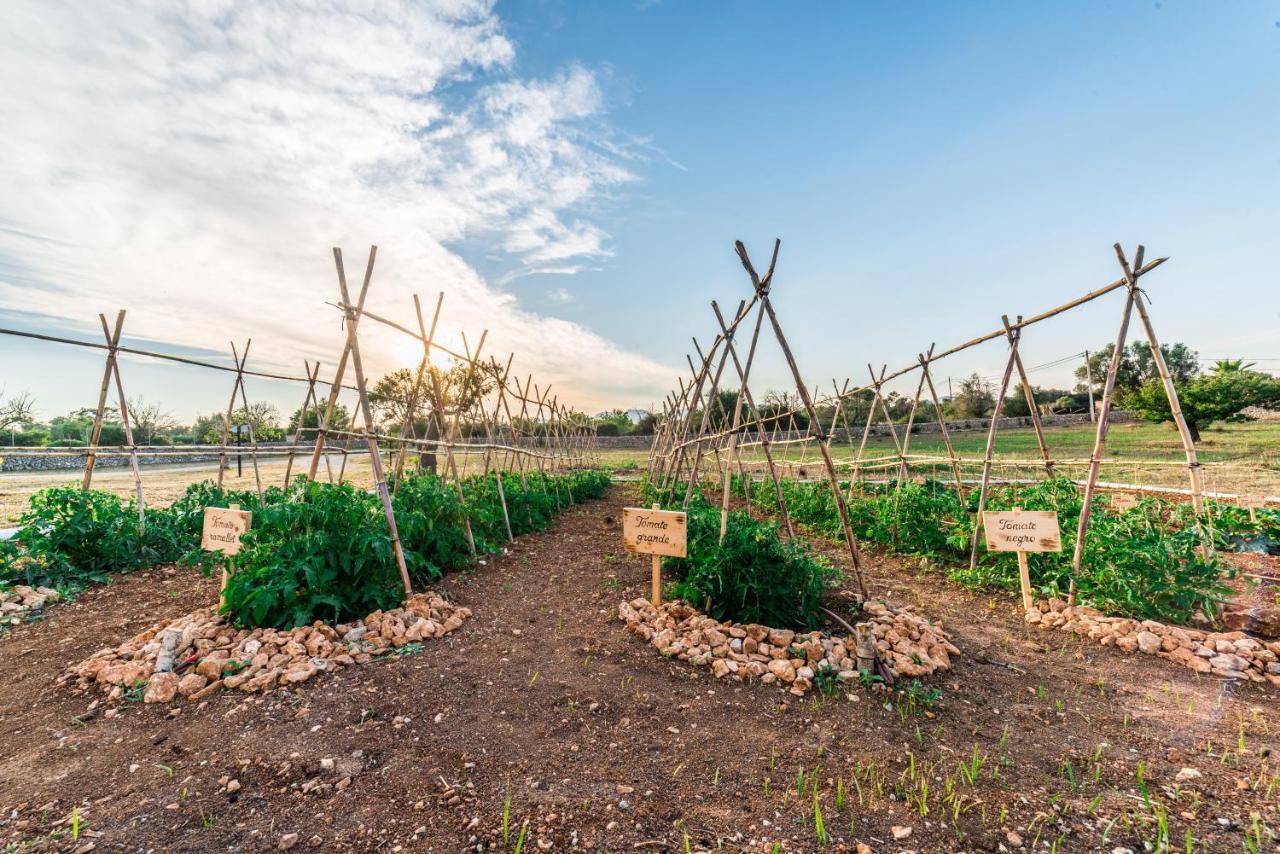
[1,1,1277,424]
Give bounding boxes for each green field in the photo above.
[617,419,1280,495]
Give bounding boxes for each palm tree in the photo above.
[1211,359,1255,374]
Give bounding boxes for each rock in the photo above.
[177,673,208,696]
[278,832,299,850]
[767,659,796,682]
[1175,767,1202,782]
[225,779,241,793]
[195,657,226,681]
[1136,631,1161,655]
[1007,830,1023,846]
[891,825,913,840]
[143,672,179,704]
[281,662,318,685]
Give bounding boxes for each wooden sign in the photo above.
[201,505,252,555]
[624,505,687,608]
[983,509,1060,611]
[982,510,1061,553]
[1110,493,1139,512]
[622,507,687,558]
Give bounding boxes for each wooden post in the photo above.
[918,350,966,500]
[230,341,264,503]
[96,311,146,524]
[1002,315,1054,478]
[968,328,1020,571]
[1126,246,1208,547]
[650,501,662,606]
[1009,505,1034,610]
[284,360,322,488]
[392,293,444,493]
[83,310,127,491]
[307,247,376,481]
[711,300,796,539]
[332,247,413,597]
[737,239,869,600]
[1070,248,1141,602]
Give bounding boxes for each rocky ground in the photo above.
[0,483,1277,852]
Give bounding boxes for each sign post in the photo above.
[982,507,1061,611]
[202,503,252,609]
[622,503,687,606]
[1109,493,1138,512]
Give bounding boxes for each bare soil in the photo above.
[0,484,1277,852]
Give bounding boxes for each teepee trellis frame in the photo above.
[649,239,1212,610]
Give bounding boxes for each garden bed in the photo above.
[618,595,958,695]
[1024,597,1280,685]
[61,592,470,705]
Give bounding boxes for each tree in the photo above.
[1125,368,1280,442]
[1076,341,1199,396]
[191,402,282,443]
[593,409,634,437]
[127,396,177,445]
[950,374,995,419]
[368,361,495,434]
[0,391,35,431]
[287,397,350,435]
[632,410,661,436]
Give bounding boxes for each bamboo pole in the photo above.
[83,311,127,491]
[230,340,264,503]
[1002,314,1054,478]
[98,311,145,523]
[332,247,412,597]
[1126,248,1208,535]
[307,246,377,481]
[736,239,869,599]
[918,351,966,500]
[711,300,795,539]
[1069,246,1141,602]
[967,327,1021,571]
[284,360,321,488]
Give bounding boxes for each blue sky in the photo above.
[1,1,1277,421]
[491,0,1280,399]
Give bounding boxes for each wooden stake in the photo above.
[95,311,145,523]
[737,239,869,599]
[1070,248,1140,602]
[968,327,1020,571]
[1002,315,1054,478]
[650,501,662,606]
[332,246,412,597]
[307,247,377,481]
[83,310,126,491]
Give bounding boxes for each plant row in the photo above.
[724,474,1270,625]
[1,470,611,630]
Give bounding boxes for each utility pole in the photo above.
[1083,349,1095,421]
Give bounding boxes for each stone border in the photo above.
[618,597,958,696]
[61,592,470,705]
[1024,598,1280,686]
[0,584,61,628]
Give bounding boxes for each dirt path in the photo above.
[0,484,1276,852]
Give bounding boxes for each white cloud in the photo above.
[547,287,572,303]
[0,0,671,414]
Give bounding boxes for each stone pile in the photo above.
[1024,598,1280,687]
[0,584,60,627]
[62,592,470,704]
[618,597,958,696]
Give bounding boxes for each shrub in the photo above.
[667,498,839,629]
[5,486,177,588]
[734,474,1230,624]
[221,480,407,628]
